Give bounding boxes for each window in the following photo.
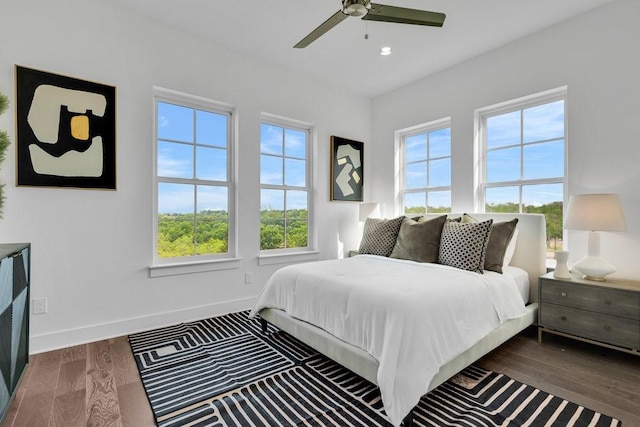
[398,119,452,214]
[153,88,235,263]
[260,117,312,251]
[477,87,566,257]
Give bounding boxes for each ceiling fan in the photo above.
[294,0,446,48]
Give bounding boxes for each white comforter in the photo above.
[249,255,527,426]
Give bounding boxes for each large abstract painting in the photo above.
[15,66,116,189]
[330,136,363,202]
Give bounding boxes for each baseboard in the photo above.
[29,297,255,354]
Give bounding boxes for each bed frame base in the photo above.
[259,304,537,426]
[260,315,417,425]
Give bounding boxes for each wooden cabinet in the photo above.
[538,272,640,354]
[0,244,30,423]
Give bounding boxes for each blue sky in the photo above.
[485,100,564,206]
[157,102,229,214]
[158,183,228,214]
[405,128,451,191]
[260,123,307,211]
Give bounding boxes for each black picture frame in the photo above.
[330,136,363,202]
[15,65,116,189]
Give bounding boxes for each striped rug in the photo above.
[129,311,621,427]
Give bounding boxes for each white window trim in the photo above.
[257,250,321,266]
[149,87,239,275]
[474,86,568,212]
[395,117,452,216]
[257,113,317,263]
[148,258,243,278]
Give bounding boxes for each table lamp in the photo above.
[564,194,626,281]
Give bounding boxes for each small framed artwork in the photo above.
[330,136,363,202]
[15,65,116,189]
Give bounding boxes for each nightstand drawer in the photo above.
[541,303,640,349]
[540,280,640,320]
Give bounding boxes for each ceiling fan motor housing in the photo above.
[342,0,371,16]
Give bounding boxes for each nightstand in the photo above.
[538,272,640,355]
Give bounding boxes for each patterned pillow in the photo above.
[358,216,405,257]
[438,219,493,273]
[449,214,519,273]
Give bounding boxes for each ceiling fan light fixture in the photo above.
[343,0,370,17]
[380,46,392,55]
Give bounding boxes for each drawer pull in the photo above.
[604,300,612,305]
[561,292,567,297]
[560,316,567,321]
[603,325,612,332]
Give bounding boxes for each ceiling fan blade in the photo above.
[364,4,445,27]
[294,10,348,48]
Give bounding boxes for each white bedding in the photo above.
[502,265,531,304]
[249,255,527,426]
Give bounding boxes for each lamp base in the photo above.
[581,274,606,282]
[572,255,616,282]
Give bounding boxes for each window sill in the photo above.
[149,257,242,278]
[258,250,321,266]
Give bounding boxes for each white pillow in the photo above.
[502,228,519,268]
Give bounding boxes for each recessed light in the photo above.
[380,46,392,56]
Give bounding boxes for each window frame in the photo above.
[475,87,567,213]
[150,86,238,273]
[258,113,315,258]
[396,117,452,215]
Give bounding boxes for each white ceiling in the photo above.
[107,0,616,98]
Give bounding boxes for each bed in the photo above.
[250,213,546,426]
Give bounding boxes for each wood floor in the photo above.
[3,326,639,426]
[2,337,155,427]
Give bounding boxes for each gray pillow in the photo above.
[358,216,405,257]
[484,218,519,273]
[389,215,447,263]
[438,219,493,273]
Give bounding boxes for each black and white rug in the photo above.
[129,311,621,427]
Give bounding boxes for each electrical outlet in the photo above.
[244,272,253,284]
[32,297,47,315]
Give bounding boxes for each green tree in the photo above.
[157,210,229,257]
[427,205,452,214]
[260,223,284,249]
[405,206,426,214]
[525,201,563,251]
[259,208,309,250]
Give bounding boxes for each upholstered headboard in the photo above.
[421,213,547,303]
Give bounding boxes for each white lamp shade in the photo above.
[564,193,625,281]
[564,194,625,231]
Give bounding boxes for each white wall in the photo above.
[370,0,640,280]
[0,0,370,352]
